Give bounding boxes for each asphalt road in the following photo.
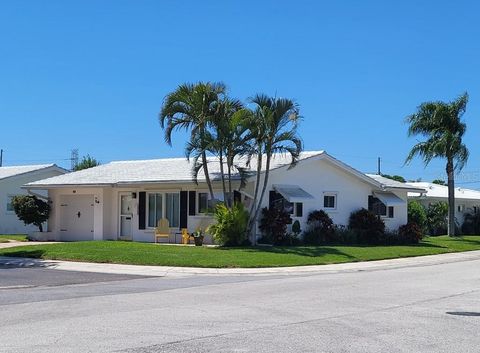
[1,258,480,353]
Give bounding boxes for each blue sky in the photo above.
[1,0,479,188]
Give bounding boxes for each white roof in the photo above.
[27,152,324,187]
[407,182,480,201]
[366,174,425,192]
[0,164,57,181]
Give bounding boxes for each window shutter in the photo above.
[188,191,196,216]
[296,203,303,217]
[233,190,241,205]
[180,191,188,229]
[138,192,146,230]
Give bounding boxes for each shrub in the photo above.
[426,202,448,235]
[397,222,423,244]
[408,200,427,231]
[292,220,301,236]
[207,203,249,246]
[258,207,292,245]
[461,212,480,235]
[334,225,358,244]
[303,210,336,245]
[11,195,50,232]
[348,208,385,245]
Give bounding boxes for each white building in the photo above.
[25,151,424,242]
[0,164,67,234]
[407,182,480,222]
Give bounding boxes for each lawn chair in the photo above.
[181,228,194,245]
[155,219,170,243]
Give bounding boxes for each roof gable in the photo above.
[0,164,63,181]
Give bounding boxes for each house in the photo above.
[0,164,67,234]
[407,182,480,222]
[24,151,425,242]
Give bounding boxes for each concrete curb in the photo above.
[2,250,480,277]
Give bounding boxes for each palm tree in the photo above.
[210,98,252,208]
[245,94,303,243]
[405,92,470,236]
[159,82,226,200]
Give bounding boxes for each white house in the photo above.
[24,151,424,242]
[0,164,67,234]
[407,182,480,222]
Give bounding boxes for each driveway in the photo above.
[1,252,480,352]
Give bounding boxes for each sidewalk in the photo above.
[1,250,480,277]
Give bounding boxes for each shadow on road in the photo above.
[0,252,57,270]
[446,311,480,317]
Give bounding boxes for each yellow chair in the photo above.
[181,228,193,245]
[155,219,170,243]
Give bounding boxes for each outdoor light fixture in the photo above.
[95,197,100,204]
[131,192,137,199]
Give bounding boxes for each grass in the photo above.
[1,236,480,268]
[0,234,28,243]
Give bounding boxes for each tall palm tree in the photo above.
[159,82,226,200]
[245,94,303,243]
[210,98,252,207]
[405,92,470,236]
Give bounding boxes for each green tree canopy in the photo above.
[74,155,100,171]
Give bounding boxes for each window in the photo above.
[198,192,208,214]
[323,193,336,209]
[165,193,179,228]
[6,195,16,213]
[458,205,465,212]
[388,206,394,218]
[148,194,163,228]
[368,195,387,216]
[147,192,180,228]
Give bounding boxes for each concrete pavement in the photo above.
[1,251,480,352]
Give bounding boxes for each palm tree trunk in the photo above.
[219,150,228,208]
[447,158,456,236]
[247,149,263,242]
[202,151,215,201]
[253,152,271,231]
[227,157,233,205]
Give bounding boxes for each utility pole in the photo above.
[70,149,79,171]
[377,157,381,175]
[0,149,3,167]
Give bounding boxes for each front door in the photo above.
[119,194,133,240]
[59,195,95,241]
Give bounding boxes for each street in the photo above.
[1,256,480,353]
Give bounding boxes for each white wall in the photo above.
[0,168,65,234]
[252,157,407,234]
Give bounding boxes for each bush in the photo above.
[461,212,480,235]
[348,208,385,245]
[408,201,427,231]
[426,202,448,235]
[303,210,336,245]
[11,195,50,232]
[258,207,292,245]
[207,203,249,246]
[397,222,423,244]
[333,225,358,244]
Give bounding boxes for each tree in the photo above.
[244,94,302,243]
[432,179,446,186]
[405,92,470,236]
[11,195,50,232]
[382,174,406,183]
[407,200,427,231]
[74,155,100,171]
[160,82,226,201]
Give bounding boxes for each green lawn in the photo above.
[0,234,28,243]
[1,236,480,268]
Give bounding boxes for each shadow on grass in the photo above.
[215,245,357,259]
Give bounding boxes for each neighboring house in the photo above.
[407,182,480,222]
[25,151,424,242]
[0,164,67,234]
